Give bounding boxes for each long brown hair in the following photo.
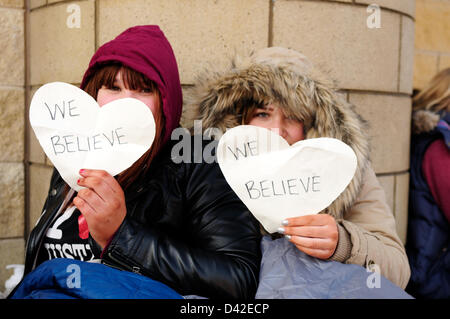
[68,63,165,194]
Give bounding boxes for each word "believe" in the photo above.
[245,176,321,200]
[43,98,128,155]
[51,128,127,155]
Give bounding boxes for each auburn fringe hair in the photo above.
[67,62,165,194]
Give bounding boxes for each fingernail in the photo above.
[277,227,285,234]
[79,169,85,175]
[77,178,82,184]
[282,220,289,226]
[285,235,292,240]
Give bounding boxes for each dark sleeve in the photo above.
[23,168,66,275]
[101,162,262,299]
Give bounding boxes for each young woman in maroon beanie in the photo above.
[19,25,261,299]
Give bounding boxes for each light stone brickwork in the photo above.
[3,0,444,288]
[355,0,416,17]
[439,55,450,71]
[0,89,25,162]
[395,173,410,244]
[29,0,46,10]
[98,0,269,84]
[376,173,410,244]
[400,16,416,94]
[348,93,412,174]
[0,238,24,295]
[378,175,395,211]
[28,163,54,228]
[273,1,401,92]
[0,1,25,292]
[29,0,95,85]
[414,0,450,89]
[0,0,23,8]
[0,163,25,238]
[0,7,24,86]
[28,86,46,164]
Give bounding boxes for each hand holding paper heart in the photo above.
[217,126,357,233]
[74,168,127,249]
[29,82,156,191]
[282,214,339,259]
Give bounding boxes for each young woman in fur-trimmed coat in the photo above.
[185,47,411,289]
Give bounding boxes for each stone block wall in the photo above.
[1,0,427,289]
[270,0,415,245]
[414,0,450,89]
[0,0,25,292]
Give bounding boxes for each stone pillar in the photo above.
[0,0,25,293]
[27,0,95,228]
[271,0,415,244]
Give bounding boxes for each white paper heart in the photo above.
[217,125,357,233]
[30,82,156,191]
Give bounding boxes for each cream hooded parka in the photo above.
[184,47,410,289]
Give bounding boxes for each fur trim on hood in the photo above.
[411,110,441,135]
[184,47,371,219]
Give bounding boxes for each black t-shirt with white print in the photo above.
[36,205,99,265]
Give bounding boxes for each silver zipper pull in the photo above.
[132,266,141,274]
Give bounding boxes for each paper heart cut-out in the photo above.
[217,125,357,233]
[30,82,155,191]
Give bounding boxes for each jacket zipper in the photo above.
[104,252,142,274]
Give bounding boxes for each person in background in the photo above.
[406,68,450,299]
[15,25,261,299]
[185,46,411,289]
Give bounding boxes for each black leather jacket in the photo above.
[23,138,262,299]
